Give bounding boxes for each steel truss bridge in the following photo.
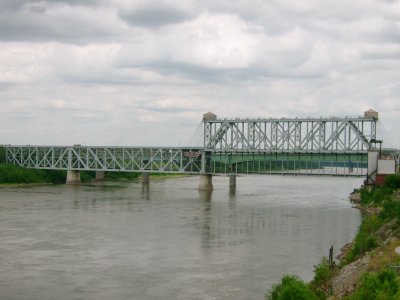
[3,112,398,177]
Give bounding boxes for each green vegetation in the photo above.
[266,174,400,299]
[385,174,400,189]
[0,163,67,184]
[344,269,400,300]
[265,275,320,300]
[0,163,140,185]
[265,256,334,300]
[80,171,95,182]
[344,215,381,264]
[104,171,139,180]
[0,146,5,163]
[312,257,332,291]
[340,175,400,266]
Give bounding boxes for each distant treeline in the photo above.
[0,146,5,164]
[0,163,139,185]
[0,164,67,184]
[79,170,139,182]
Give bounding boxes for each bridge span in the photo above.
[3,110,399,189]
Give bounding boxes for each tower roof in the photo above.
[364,109,378,119]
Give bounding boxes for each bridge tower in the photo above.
[198,112,217,190]
[365,109,379,185]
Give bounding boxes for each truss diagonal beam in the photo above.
[203,115,377,153]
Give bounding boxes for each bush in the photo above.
[265,275,319,300]
[344,269,400,300]
[360,186,393,206]
[380,198,400,222]
[313,257,331,289]
[384,174,400,189]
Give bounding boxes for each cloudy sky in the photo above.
[0,0,399,147]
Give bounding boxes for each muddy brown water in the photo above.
[0,175,361,300]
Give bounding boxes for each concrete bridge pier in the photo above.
[95,171,105,181]
[66,170,81,185]
[199,174,213,190]
[142,173,150,184]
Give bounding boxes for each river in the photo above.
[0,175,361,300]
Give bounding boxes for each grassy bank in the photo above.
[265,174,400,300]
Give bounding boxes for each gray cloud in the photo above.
[0,1,127,43]
[0,0,399,147]
[120,4,194,28]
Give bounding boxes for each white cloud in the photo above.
[0,0,399,147]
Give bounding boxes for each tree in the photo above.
[0,146,5,163]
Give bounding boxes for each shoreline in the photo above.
[0,173,191,188]
[0,182,55,188]
[327,183,400,298]
[266,176,400,300]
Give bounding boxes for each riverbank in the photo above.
[0,163,67,184]
[265,174,400,300]
[0,163,196,187]
[328,178,400,299]
[0,163,140,186]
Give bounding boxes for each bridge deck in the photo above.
[4,145,371,177]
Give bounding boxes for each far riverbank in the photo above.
[0,163,139,186]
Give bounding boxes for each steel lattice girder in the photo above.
[5,146,203,174]
[203,116,377,153]
[5,145,395,177]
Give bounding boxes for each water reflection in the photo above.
[198,189,213,201]
[229,186,236,199]
[141,183,150,200]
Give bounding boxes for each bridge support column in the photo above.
[199,174,213,190]
[142,173,150,184]
[66,170,81,185]
[367,151,379,185]
[95,171,105,181]
[229,174,236,188]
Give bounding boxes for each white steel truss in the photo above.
[5,146,203,174]
[2,114,394,177]
[204,116,377,153]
